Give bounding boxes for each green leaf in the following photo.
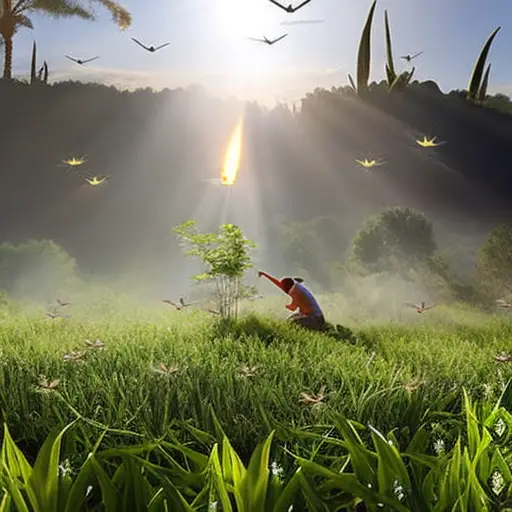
[478,63,491,102]
[384,10,396,83]
[238,431,275,511]
[467,26,500,100]
[356,0,377,95]
[29,421,77,511]
[89,454,121,510]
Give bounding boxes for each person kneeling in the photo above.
[258,271,326,331]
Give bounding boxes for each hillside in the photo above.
[0,79,511,286]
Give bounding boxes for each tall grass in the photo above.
[0,297,510,463]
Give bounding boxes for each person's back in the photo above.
[289,281,324,317]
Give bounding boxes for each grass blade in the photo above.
[356,0,377,95]
[467,26,500,100]
[478,63,491,102]
[384,10,396,83]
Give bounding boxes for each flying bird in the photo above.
[62,157,85,167]
[131,38,170,53]
[496,299,512,309]
[162,298,198,310]
[401,51,424,63]
[416,136,445,148]
[404,301,436,314]
[85,339,106,349]
[38,378,60,390]
[268,0,312,13]
[355,158,386,169]
[249,34,288,46]
[56,299,71,308]
[85,176,107,186]
[65,55,99,65]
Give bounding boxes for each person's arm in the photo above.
[258,270,282,289]
[285,297,298,311]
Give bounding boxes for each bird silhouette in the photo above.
[416,136,445,148]
[65,55,99,65]
[131,38,170,53]
[249,34,288,45]
[85,176,107,186]
[162,298,198,310]
[404,301,436,314]
[56,299,71,307]
[268,0,312,13]
[401,51,424,63]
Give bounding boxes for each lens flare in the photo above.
[221,117,243,186]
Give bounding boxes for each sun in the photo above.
[215,0,279,40]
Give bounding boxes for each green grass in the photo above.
[0,294,511,464]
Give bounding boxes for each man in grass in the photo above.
[258,270,326,331]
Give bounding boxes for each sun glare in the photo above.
[221,117,244,186]
[216,0,279,39]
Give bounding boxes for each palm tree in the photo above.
[0,0,131,80]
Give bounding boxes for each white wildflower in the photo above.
[434,438,445,455]
[491,470,505,495]
[494,417,506,437]
[270,461,283,478]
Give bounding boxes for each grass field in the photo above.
[1,292,511,455]
[1,293,512,509]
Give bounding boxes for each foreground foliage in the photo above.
[0,387,511,510]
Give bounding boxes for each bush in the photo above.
[477,224,512,297]
[0,239,77,300]
[351,206,437,273]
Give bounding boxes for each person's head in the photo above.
[280,277,296,293]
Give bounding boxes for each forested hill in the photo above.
[1,78,511,278]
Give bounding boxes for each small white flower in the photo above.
[393,480,405,501]
[287,506,294,512]
[59,459,71,477]
[367,483,372,488]
[85,485,93,498]
[482,383,492,398]
[209,501,218,512]
[387,439,393,446]
[434,438,445,455]
[491,471,505,495]
[494,417,506,437]
[270,461,283,477]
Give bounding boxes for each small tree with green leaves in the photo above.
[173,220,255,319]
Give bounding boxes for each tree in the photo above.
[351,206,437,273]
[0,0,131,80]
[173,220,255,319]
[477,224,512,296]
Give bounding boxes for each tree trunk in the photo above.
[3,36,12,80]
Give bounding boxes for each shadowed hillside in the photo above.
[1,79,511,285]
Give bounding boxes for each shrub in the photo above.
[0,239,77,300]
[477,224,512,297]
[351,206,437,273]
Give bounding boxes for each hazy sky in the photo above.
[9,0,512,104]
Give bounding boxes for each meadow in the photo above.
[1,292,512,509]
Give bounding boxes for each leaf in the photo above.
[238,431,275,511]
[467,26,500,100]
[29,421,77,511]
[478,63,491,102]
[384,10,396,83]
[356,0,377,95]
[369,425,411,496]
[89,454,121,509]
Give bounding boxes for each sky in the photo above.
[8,0,512,105]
